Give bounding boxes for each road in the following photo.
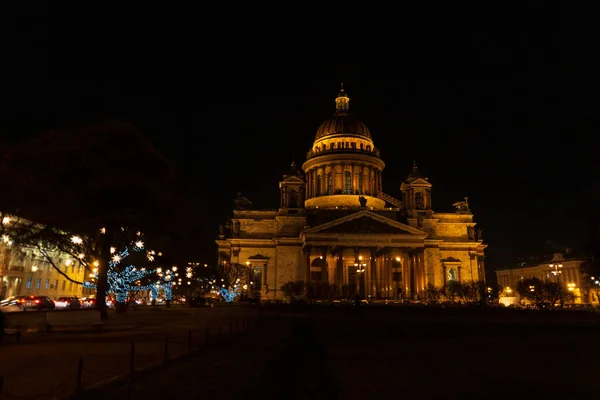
[0,305,260,400]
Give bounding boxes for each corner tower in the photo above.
[302,85,386,210]
[400,162,433,220]
[279,161,305,213]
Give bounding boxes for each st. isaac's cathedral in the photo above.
[216,86,487,300]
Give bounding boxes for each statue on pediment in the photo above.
[467,226,475,240]
[358,195,367,207]
[452,197,471,213]
[234,192,252,209]
[476,228,483,240]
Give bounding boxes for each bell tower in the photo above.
[400,162,433,221]
[279,161,305,214]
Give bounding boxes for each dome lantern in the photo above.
[335,82,350,114]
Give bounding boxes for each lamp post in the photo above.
[549,262,563,284]
[354,256,367,298]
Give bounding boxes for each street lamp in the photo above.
[549,262,563,283]
[354,258,367,297]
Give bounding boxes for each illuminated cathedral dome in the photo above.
[314,86,372,141]
[302,85,386,210]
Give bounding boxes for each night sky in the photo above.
[1,4,599,280]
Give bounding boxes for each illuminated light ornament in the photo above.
[71,235,83,244]
[218,286,241,302]
[135,240,144,249]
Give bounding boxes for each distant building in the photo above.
[0,217,91,300]
[495,253,587,304]
[216,86,487,301]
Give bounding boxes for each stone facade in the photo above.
[216,87,487,300]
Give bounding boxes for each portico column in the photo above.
[370,247,377,298]
[322,247,329,282]
[303,246,312,285]
[336,249,344,286]
[478,255,486,283]
[405,251,413,299]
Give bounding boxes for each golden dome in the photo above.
[314,85,372,140]
[315,114,372,140]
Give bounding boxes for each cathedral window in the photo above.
[351,142,356,149]
[448,268,457,282]
[316,174,322,196]
[288,190,298,208]
[360,143,364,150]
[344,171,352,194]
[357,170,362,193]
[330,143,334,150]
[415,192,425,209]
[327,173,332,194]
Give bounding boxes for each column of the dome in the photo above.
[351,163,357,194]
[334,163,341,192]
[366,166,371,195]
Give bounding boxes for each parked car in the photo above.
[81,296,113,308]
[19,295,55,311]
[54,296,81,309]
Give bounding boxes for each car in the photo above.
[0,296,28,312]
[19,295,55,311]
[54,296,81,309]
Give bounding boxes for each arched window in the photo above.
[448,268,457,282]
[288,190,298,208]
[344,170,352,194]
[327,173,332,194]
[316,174,322,196]
[415,192,425,209]
[357,170,363,193]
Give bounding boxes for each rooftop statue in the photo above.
[234,192,252,209]
[452,197,471,213]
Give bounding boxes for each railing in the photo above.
[0,309,262,400]
[306,146,381,160]
[377,192,404,208]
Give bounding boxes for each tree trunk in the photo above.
[95,226,113,321]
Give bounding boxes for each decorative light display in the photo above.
[82,231,167,302]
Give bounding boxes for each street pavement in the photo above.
[79,305,600,400]
[0,304,260,400]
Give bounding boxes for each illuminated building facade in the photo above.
[216,86,487,300]
[495,253,587,304]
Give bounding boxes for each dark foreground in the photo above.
[83,305,600,400]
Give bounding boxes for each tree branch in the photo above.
[38,246,84,285]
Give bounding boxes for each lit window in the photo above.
[345,171,352,194]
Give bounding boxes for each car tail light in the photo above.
[34,299,40,304]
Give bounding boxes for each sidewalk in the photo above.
[81,314,294,399]
[0,306,259,399]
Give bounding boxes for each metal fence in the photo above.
[0,312,261,400]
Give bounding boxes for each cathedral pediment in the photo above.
[304,210,427,236]
[280,175,304,184]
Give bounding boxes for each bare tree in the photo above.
[0,120,189,319]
